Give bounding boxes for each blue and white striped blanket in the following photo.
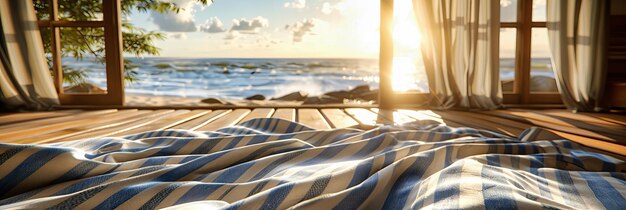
[0,118,624,209]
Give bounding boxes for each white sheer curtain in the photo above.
[412,0,501,109]
[547,0,607,112]
[0,0,58,110]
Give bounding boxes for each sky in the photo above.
[125,0,549,59]
[127,0,382,58]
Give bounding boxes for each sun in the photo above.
[392,0,422,92]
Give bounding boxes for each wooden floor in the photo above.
[1,108,625,157]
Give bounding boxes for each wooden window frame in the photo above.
[501,0,561,104]
[379,0,430,109]
[34,0,559,108]
[38,0,125,105]
[379,0,562,109]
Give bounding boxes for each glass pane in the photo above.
[500,28,517,92]
[120,0,383,105]
[33,0,51,20]
[500,0,518,22]
[392,0,428,92]
[532,0,547,22]
[530,28,556,93]
[60,27,107,94]
[59,0,103,21]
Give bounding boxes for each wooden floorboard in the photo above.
[398,110,465,127]
[541,127,626,158]
[170,110,227,130]
[531,109,625,128]
[17,110,154,144]
[484,110,624,144]
[1,108,624,158]
[344,108,381,126]
[51,110,177,142]
[320,109,359,129]
[397,110,445,124]
[555,110,626,126]
[370,108,419,125]
[272,109,295,121]
[0,110,134,142]
[443,111,528,136]
[297,109,331,130]
[239,108,275,124]
[114,110,210,136]
[0,110,82,126]
[196,109,251,131]
[501,110,626,137]
[0,109,117,134]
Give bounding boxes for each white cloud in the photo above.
[321,2,333,15]
[150,0,206,32]
[199,17,226,33]
[285,19,317,42]
[284,0,306,9]
[229,17,269,34]
[224,31,240,40]
[168,33,188,39]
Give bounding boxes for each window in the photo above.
[500,0,561,104]
[35,0,124,105]
[119,0,382,102]
[379,0,430,108]
[33,0,559,107]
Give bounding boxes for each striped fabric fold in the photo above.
[0,118,624,209]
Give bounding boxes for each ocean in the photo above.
[64,57,384,99]
[62,57,553,99]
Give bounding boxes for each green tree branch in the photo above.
[33,0,213,85]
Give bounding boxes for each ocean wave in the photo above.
[70,58,385,99]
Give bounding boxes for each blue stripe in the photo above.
[433,162,462,209]
[189,139,221,154]
[554,170,583,209]
[139,183,183,210]
[250,151,306,180]
[141,157,170,167]
[93,182,161,210]
[218,141,302,181]
[212,161,256,183]
[261,183,294,210]
[481,165,518,209]
[51,161,100,184]
[156,151,229,182]
[174,184,224,205]
[346,159,374,188]
[333,173,379,209]
[246,135,270,146]
[577,172,626,209]
[0,147,68,197]
[353,134,386,157]
[0,144,33,165]
[222,136,246,150]
[382,149,435,209]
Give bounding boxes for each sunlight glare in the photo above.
[391,0,423,92]
[393,0,421,51]
[337,0,380,54]
[392,57,420,91]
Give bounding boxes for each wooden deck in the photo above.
[1,108,625,158]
